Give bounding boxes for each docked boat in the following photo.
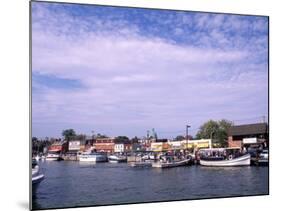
[32,159,44,187]
[257,149,268,166]
[79,152,107,162]
[141,153,156,161]
[108,154,127,163]
[35,155,41,161]
[199,148,251,167]
[45,153,63,161]
[152,158,191,168]
[130,161,152,168]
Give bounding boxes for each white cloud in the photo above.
[32,3,268,138]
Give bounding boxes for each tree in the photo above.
[175,135,185,141]
[196,120,219,139]
[196,119,233,147]
[131,136,139,143]
[96,133,108,139]
[62,129,76,141]
[216,119,233,147]
[76,134,86,141]
[115,136,130,143]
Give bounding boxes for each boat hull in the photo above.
[152,159,190,168]
[45,153,63,161]
[79,154,107,162]
[200,154,251,167]
[130,162,152,168]
[45,157,59,161]
[108,155,127,163]
[32,174,45,185]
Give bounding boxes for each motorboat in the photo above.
[45,153,63,161]
[35,155,41,161]
[108,154,127,163]
[130,161,152,168]
[32,159,44,187]
[141,153,155,161]
[152,158,191,168]
[199,148,251,167]
[79,152,107,162]
[257,149,269,166]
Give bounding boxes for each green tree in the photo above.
[62,129,76,141]
[216,119,233,147]
[196,119,233,147]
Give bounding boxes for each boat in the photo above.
[35,155,41,161]
[199,148,251,167]
[141,153,156,161]
[45,153,63,161]
[79,152,107,162]
[257,149,269,166]
[130,161,152,168]
[32,159,44,187]
[152,158,191,168]
[108,154,127,163]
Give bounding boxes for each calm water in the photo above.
[32,161,269,210]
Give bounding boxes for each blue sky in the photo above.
[32,2,268,139]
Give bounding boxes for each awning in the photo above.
[48,149,61,152]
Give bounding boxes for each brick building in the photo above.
[93,138,115,153]
[228,123,268,149]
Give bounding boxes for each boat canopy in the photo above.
[48,149,61,152]
[199,148,225,152]
[226,147,241,150]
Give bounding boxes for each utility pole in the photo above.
[186,124,191,152]
[186,124,191,140]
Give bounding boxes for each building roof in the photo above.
[229,123,268,136]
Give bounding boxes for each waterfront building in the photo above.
[79,137,94,152]
[168,140,186,150]
[228,123,268,149]
[132,142,147,152]
[68,140,81,154]
[151,142,171,152]
[114,142,133,153]
[167,139,212,151]
[93,137,115,153]
[48,140,68,154]
[186,139,212,150]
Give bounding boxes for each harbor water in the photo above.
[32,161,269,209]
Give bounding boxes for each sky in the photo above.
[32,2,268,139]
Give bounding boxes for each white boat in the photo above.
[200,153,251,167]
[79,153,107,162]
[152,158,191,168]
[130,161,152,168]
[257,149,269,166]
[108,154,127,163]
[141,154,155,160]
[45,153,61,161]
[32,160,44,186]
[35,155,40,161]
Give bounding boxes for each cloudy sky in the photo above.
[32,2,268,139]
